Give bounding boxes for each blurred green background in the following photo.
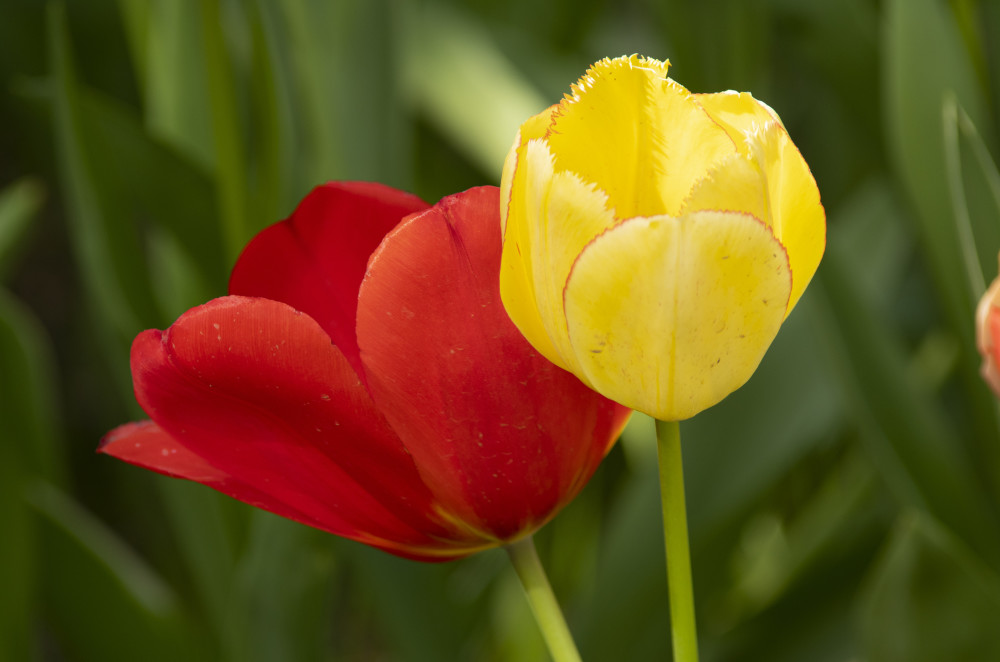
[3,0,1000,660]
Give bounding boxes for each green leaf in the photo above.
[399,1,548,179]
[0,419,35,662]
[48,2,147,345]
[200,0,249,263]
[52,1,228,328]
[653,0,771,92]
[29,481,208,662]
[345,543,489,660]
[943,95,1000,292]
[576,465,669,659]
[235,513,335,662]
[243,0,287,232]
[883,0,1000,457]
[116,0,151,90]
[861,511,1000,661]
[683,306,844,550]
[141,0,215,171]
[811,246,1000,570]
[0,177,44,283]
[77,87,227,302]
[884,0,992,329]
[0,282,68,660]
[0,290,64,483]
[156,479,248,662]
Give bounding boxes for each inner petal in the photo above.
[547,56,737,217]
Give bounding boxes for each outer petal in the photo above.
[564,210,792,420]
[500,104,557,236]
[229,182,429,380]
[694,94,826,312]
[500,139,617,379]
[100,421,339,534]
[499,106,569,370]
[747,121,825,312]
[976,271,1000,396]
[129,295,485,560]
[546,55,736,217]
[358,186,631,540]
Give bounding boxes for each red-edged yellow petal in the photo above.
[546,55,736,217]
[501,104,557,235]
[696,91,779,153]
[500,139,617,377]
[563,210,792,420]
[747,121,825,312]
[695,93,825,313]
[682,152,768,223]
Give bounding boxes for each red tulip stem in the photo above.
[505,535,583,662]
[656,419,699,662]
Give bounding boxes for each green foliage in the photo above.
[2,0,1000,659]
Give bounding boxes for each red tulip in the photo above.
[977,267,1000,396]
[101,183,631,561]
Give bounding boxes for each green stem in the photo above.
[505,535,583,662]
[655,419,699,662]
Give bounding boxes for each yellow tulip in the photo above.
[499,55,826,420]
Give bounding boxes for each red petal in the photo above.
[99,420,335,531]
[229,182,429,381]
[357,186,631,539]
[127,295,482,560]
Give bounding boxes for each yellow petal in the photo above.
[687,94,825,313]
[547,55,736,217]
[748,122,825,313]
[682,152,768,223]
[563,210,792,420]
[696,91,780,154]
[501,105,558,235]
[500,139,617,376]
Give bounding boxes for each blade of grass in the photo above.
[143,0,214,170]
[0,177,45,283]
[399,1,549,178]
[883,0,1000,473]
[810,254,1000,571]
[201,0,248,263]
[48,2,144,343]
[29,481,208,662]
[235,513,335,662]
[860,511,1000,662]
[156,479,248,662]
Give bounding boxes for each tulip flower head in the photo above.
[500,55,826,420]
[977,264,1000,396]
[101,184,631,561]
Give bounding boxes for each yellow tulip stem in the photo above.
[505,535,583,662]
[655,419,700,662]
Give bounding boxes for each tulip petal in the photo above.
[694,94,826,312]
[564,210,792,420]
[748,122,825,312]
[128,295,483,560]
[695,91,779,150]
[500,139,618,378]
[683,152,769,225]
[229,182,429,380]
[100,420,337,533]
[500,104,557,236]
[546,55,736,217]
[359,186,631,539]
